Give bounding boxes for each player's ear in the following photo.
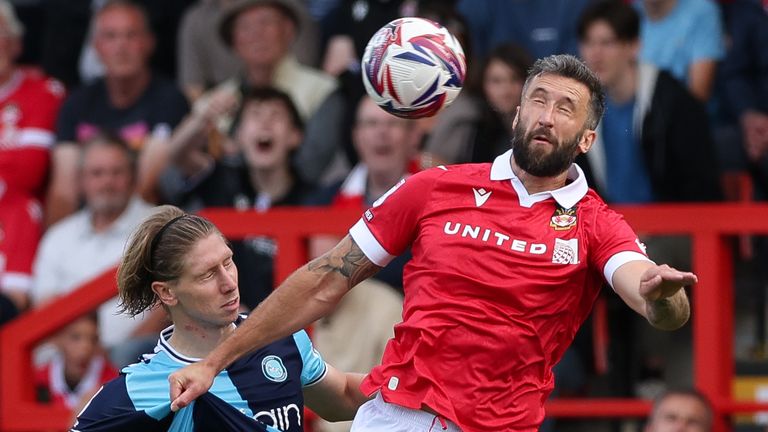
[152,281,178,307]
[511,106,520,129]
[578,129,597,154]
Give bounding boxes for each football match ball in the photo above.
[361,17,467,119]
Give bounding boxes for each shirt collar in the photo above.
[152,316,245,365]
[490,149,589,209]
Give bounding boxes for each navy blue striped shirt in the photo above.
[72,316,326,431]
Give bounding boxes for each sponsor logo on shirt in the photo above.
[549,205,577,231]
[365,209,374,221]
[261,355,288,382]
[251,404,301,430]
[552,238,579,264]
[443,221,548,255]
[472,187,492,207]
[443,221,582,265]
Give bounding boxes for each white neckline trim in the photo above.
[489,149,589,209]
[154,318,242,365]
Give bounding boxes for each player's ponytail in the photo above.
[117,205,221,317]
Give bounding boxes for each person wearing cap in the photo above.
[164,0,348,191]
[177,0,323,103]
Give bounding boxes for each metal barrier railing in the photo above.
[2,205,768,431]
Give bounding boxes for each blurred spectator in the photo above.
[32,133,163,368]
[34,313,117,419]
[424,42,532,164]
[187,0,346,185]
[47,0,189,225]
[715,0,768,196]
[644,388,713,432]
[576,0,722,204]
[164,87,315,309]
[635,0,724,101]
[36,0,194,89]
[0,0,65,317]
[178,0,321,103]
[307,96,417,291]
[176,0,243,102]
[457,0,595,61]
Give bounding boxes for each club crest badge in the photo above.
[550,205,578,231]
[262,355,288,382]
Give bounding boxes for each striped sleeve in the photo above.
[292,330,327,387]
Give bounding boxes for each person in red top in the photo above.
[34,313,117,418]
[0,0,65,317]
[167,54,695,431]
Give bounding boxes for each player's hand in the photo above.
[169,362,217,411]
[638,264,697,302]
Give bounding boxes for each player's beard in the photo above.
[510,121,583,177]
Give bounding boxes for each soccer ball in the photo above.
[361,17,467,119]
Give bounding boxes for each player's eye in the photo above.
[223,258,233,268]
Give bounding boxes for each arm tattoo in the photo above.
[307,237,380,287]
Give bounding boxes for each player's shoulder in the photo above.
[411,162,491,184]
[580,188,614,213]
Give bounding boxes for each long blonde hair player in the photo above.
[72,205,368,431]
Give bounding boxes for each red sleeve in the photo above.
[0,148,49,197]
[588,202,650,286]
[0,195,43,293]
[23,76,65,133]
[349,168,443,266]
[0,75,65,196]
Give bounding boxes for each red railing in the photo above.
[2,204,768,431]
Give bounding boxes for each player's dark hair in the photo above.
[483,42,533,88]
[650,388,713,428]
[117,205,222,317]
[230,86,304,136]
[522,54,606,130]
[576,0,640,43]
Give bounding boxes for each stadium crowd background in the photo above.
[0,0,766,430]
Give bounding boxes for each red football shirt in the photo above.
[350,150,649,431]
[0,69,64,295]
[0,69,65,200]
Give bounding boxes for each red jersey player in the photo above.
[0,1,65,314]
[168,54,695,431]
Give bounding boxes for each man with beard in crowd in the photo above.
[168,54,696,432]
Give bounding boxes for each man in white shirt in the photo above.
[32,132,161,367]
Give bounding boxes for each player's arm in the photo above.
[611,260,694,331]
[304,366,368,422]
[169,234,381,410]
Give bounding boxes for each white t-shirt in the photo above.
[32,197,156,347]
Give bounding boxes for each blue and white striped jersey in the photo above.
[72,316,327,432]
